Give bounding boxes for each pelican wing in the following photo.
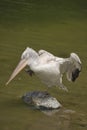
[38,50,55,57]
[38,50,56,64]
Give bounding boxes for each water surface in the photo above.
[0,0,87,130]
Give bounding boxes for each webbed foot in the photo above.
[25,69,34,76]
[58,84,68,92]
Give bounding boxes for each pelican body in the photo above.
[6,47,82,91]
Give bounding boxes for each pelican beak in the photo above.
[6,59,28,85]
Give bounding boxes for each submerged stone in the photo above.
[22,91,62,109]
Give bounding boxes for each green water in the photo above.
[0,0,87,129]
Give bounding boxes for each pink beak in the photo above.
[6,59,28,85]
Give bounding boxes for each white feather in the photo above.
[21,48,82,91]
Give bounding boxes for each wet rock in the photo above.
[22,91,62,109]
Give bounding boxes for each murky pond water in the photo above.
[0,0,87,130]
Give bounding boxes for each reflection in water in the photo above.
[28,107,76,130]
[22,91,76,129]
[41,108,76,130]
[41,107,75,116]
[21,91,85,130]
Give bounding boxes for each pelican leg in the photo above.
[58,76,68,92]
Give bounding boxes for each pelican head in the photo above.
[66,53,82,82]
[6,48,30,85]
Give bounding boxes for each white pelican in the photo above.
[6,47,82,91]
